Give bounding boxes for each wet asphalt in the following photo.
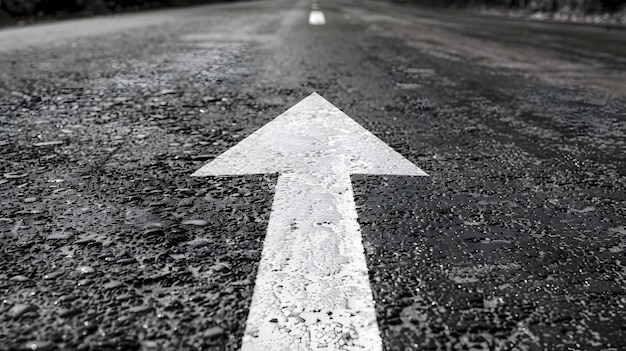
[0,0,625,350]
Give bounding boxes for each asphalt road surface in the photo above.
[1,0,625,350]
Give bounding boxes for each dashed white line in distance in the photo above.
[309,10,326,25]
[193,93,427,350]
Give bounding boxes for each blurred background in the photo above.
[1,0,625,27]
[0,0,238,26]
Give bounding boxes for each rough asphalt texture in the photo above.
[0,0,624,350]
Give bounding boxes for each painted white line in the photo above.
[309,10,326,25]
[192,93,427,350]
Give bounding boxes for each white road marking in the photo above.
[309,10,326,25]
[193,93,427,350]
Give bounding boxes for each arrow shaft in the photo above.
[242,171,382,350]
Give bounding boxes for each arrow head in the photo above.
[192,92,427,177]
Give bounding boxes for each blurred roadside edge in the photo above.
[0,0,247,28]
[381,0,626,27]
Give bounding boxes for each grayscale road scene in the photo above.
[1,0,625,350]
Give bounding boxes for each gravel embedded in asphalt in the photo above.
[1,0,625,349]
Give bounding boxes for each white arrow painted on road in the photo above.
[192,92,427,350]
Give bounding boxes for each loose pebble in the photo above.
[169,253,187,260]
[73,238,96,246]
[103,280,124,290]
[115,293,133,301]
[191,154,213,161]
[3,172,28,179]
[202,96,220,102]
[129,305,154,315]
[159,89,176,95]
[78,323,98,336]
[182,219,208,226]
[76,266,95,274]
[212,263,231,272]
[116,258,136,265]
[58,308,82,318]
[143,222,162,228]
[9,275,30,282]
[33,141,64,147]
[21,340,53,351]
[57,294,78,303]
[185,239,210,248]
[10,303,38,318]
[396,83,422,89]
[204,326,224,339]
[77,278,94,286]
[46,233,71,240]
[143,228,164,237]
[43,271,64,280]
